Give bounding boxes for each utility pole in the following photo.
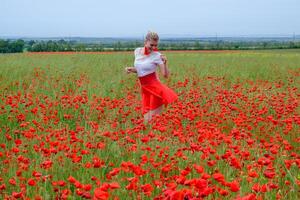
[293,32,295,42]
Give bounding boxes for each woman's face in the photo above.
[145,39,158,52]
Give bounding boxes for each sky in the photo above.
[1,0,300,38]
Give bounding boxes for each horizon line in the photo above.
[0,33,299,39]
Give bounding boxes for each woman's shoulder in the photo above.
[134,47,143,51]
[153,51,161,56]
[134,47,143,55]
[152,51,162,58]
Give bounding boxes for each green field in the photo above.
[1,50,300,94]
[0,50,299,199]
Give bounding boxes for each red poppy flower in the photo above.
[28,178,36,186]
[93,188,109,200]
[228,180,240,192]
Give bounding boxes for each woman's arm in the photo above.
[159,54,170,78]
[125,48,139,74]
[125,67,137,74]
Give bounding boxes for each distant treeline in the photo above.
[1,39,300,53]
[0,39,25,53]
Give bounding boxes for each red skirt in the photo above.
[138,72,178,114]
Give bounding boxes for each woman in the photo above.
[125,31,178,122]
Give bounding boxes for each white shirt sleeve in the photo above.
[153,53,164,65]
[134,48,138,57]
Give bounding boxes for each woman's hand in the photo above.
[125,67,137,74]
[161,54,168,65]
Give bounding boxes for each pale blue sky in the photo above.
[1,0,299,37]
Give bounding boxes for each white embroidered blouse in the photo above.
[134,47,164,77]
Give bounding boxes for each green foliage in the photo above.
[1,38,300,53]
[0,39,25,53]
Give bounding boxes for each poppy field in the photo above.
[0,50,299,199]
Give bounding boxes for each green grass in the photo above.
[0,50,299,96]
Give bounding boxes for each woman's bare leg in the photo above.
[144,112,151,123]
[144,106,163,123]
[150,106,163,117]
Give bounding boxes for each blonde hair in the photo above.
[145,31,159,41]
